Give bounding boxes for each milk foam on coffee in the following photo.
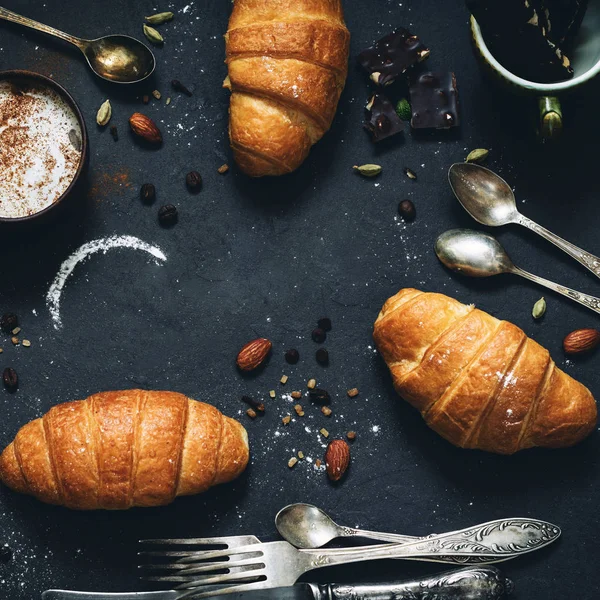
[0,80,82,219]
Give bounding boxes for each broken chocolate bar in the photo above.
[364,92,404,142]
[409,72,460,130]
[358,28,430,86]
[467,0,574,83]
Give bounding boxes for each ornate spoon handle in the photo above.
[0,6,85,47]
[341,528,504,565]
[518,215,600,280]
[304,518,560,567]
[513,266,600,315]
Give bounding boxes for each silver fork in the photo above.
[139,518,560,598]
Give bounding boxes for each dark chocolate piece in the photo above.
[409,72,460,130]
[364,92,404,142]
[357,28,430,86]
[467,0,574,83]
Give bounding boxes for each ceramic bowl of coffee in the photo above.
[0,70,88,224]
[471,0,600,139]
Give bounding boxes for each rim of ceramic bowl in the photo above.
[0,69,88,224]
[471,16,600,93]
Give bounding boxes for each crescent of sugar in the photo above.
[46,235,167,330]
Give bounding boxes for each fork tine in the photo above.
[139,544,263,564]
[140,558,262,576]
[144,570,262,585]
[139,559,237,572]
[173,570,267,590]
[140,536,261,546]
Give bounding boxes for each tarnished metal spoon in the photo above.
[275,503,415,549]
[449,163,600,280]
[435,229,600,315]
[0,6,155,84]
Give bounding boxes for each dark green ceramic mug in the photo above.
[470,2,600,139]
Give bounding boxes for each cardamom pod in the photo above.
[96,99,112,127]
[145,11,174,25]
[466,148,490,164]
[353,164,382,177]
[143,24,164,45]
[532,297,546,319]
[395,98,412,121]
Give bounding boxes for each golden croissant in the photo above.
[224,0,350,177]
[0,390,249,509]
[374,289,597,454]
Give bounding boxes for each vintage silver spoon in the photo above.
[449,163,600,280]
[0,6,155,83]
[276,503,417,548]
[435,229,600,315]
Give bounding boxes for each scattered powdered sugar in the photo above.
[46,235,167,330]
[0,79,82,218]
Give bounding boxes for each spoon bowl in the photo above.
[435,229,514,277]
[448,163,600,280]
[0,7,155,84]
[275,504,342,549]
[435,229,600,315]
[448,163,519,227]
[82,35,155,83]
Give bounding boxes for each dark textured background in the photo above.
[1,0,600,598]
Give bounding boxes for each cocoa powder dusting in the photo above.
[0,80,82,218]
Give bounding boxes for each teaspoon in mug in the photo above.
[449,163,600,280]
[0,6,155,84]
[435,229,600,315]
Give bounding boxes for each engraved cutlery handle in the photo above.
[312,566,513,600]
[518,215,600,280]
[0,6,85,47]
[513,266,600,315]
[343,528,504,565]
[303,518,560,568]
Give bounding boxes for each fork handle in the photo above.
[311,566,513,600]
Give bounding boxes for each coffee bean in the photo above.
[0,313,18,334]
[316,348,329,365]
[285,349,300,364]
[140,183,155,204]
[398,199,416,221]
[317,317,332,331]
[3,367,18,392]
[312,328,326,343]
[186,171,202,192]
[158,204,178,226]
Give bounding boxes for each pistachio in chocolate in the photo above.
[364,92,404,142]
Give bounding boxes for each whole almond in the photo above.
[129,112,163,144]
[236,338,272,371]
[325,439,350,482]
[563,328,600,355]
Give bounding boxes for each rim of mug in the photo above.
[471,16,600,93]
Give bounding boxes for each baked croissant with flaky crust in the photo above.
[0,390,249,509]
[374,289,597,454]
[224,0,350,177]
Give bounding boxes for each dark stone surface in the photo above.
[1,0,599,598]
